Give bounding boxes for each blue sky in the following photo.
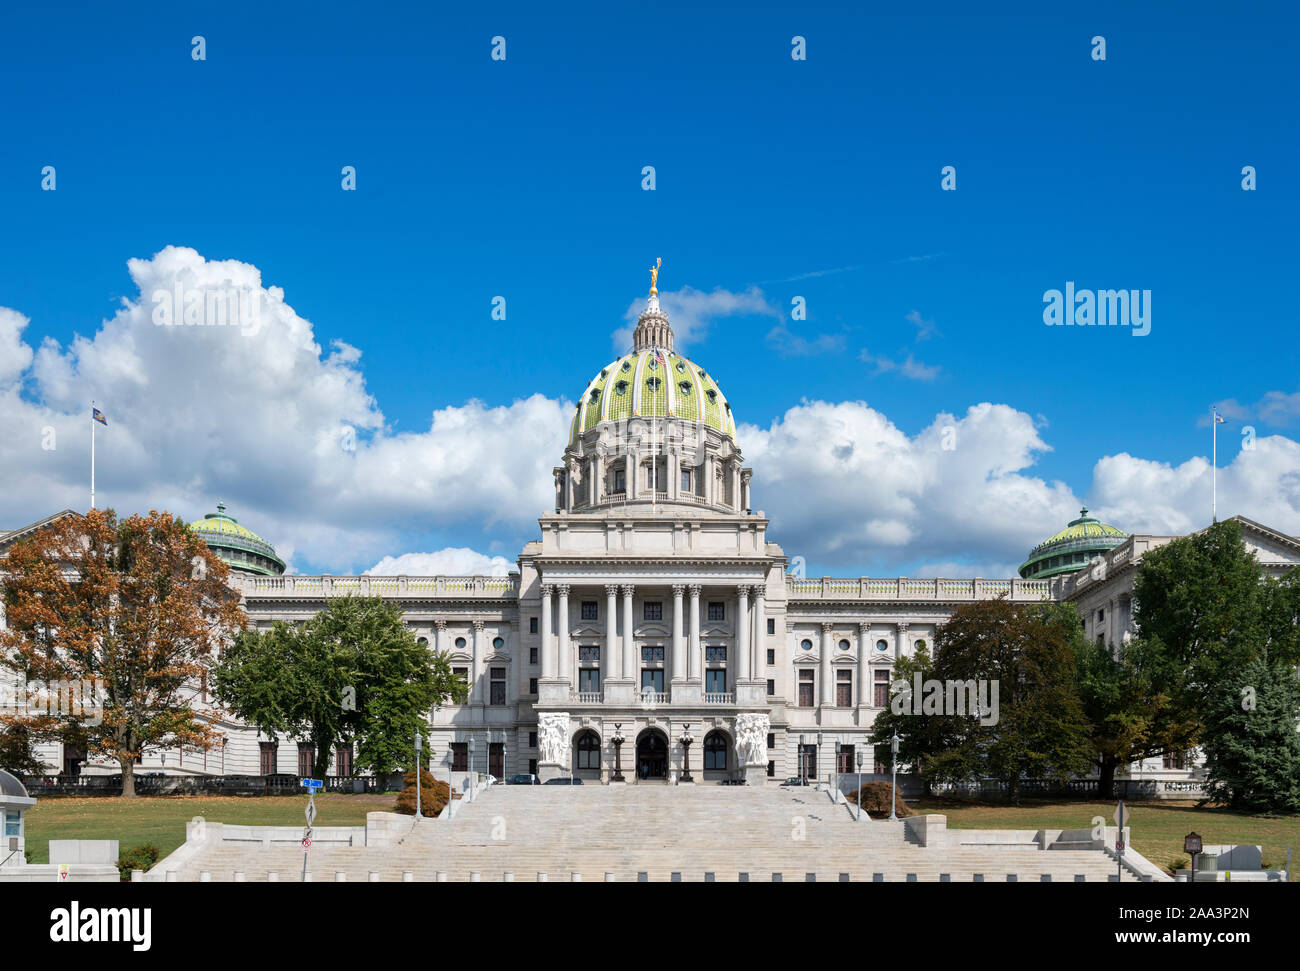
[1,1,1297,577]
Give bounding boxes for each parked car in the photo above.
[543,777,584,785]
[781,776,810,786]
[506,773,540,785]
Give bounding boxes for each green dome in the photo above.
[189,501,286,577]
[1019,508,1128,580]
[569,348,738,449]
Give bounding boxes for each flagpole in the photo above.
[91,400,96,511]
[1211,406,1217,523]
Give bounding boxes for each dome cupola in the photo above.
[1018,507,1128,580]
[189,500,287,577]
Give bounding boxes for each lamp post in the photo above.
[468,737,475,802]
[611,724,625,783]
[834,740,841,798]
[816,732,823,788]
[798,734,805,784]
[855,750,864,822]
[679,724,694,784]
[889,731,900,821]
[414,731,423,819]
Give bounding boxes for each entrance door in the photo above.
[488,742,504,779]
[636,731,668,779]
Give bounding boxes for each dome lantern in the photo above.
[189,501,286,577]
[1019,507,1128,580]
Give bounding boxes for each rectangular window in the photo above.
[334,744,353,777]
[578,668,601,693]
[528,731,537,748]
[259,742,276,776]
[578,645,600,661]
[767,760,775,778]
[4,810,19,838]
[874,670,891,708]
[641,646,665,662]
[297,743,315,778]
[681,469,691,492]
[613,468,626,493]
[529,647,538,664]
[705,646,727,662]
[529,677,538,694]
[643,601,663,621]
[490,675,507,706]
[1162,752,1186,770]
[581,601,598,621]
[767,733,775,750]
[798,669,815,708]
[836,669,853,707]
[453,666,468,683]
[837,744,855,775]
[801,744,817,779]
[707,602,725,622]
[529,616,538,634]
[767,618,775,635]
[705,669,727,693]
[766,649,775,665]
[641,669,664,692]
[766,679,775,696]
[528,758,538,776]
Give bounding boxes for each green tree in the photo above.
[872,599,1092,804]
[0,723,46,776]
[1200,656,1300,813]
[213,596,467,779]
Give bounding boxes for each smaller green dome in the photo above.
[1019,508,1128,580]
[189,501,286,577]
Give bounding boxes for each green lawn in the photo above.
[912,796,1299,878]
[23,793,395,864]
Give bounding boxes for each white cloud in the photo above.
[366,549,514,577]
[0,246,569,570]
[614,285,780,353]
[858,349,942,381]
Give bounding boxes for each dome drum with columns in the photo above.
[558,273,750,515]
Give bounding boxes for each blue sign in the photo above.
[302,778,323,790]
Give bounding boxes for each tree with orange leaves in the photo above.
[0,508,245,796]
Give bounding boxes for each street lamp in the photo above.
[834,741,842,800]
[798,734,805,784]
[679,724,694,784]
[611,724,625,783]
[889,731,900,821]
[468,737,476,802]
[816,732,823,788]
[855,750,864,822]
[414,731,423,819]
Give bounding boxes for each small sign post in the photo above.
[301,779,322,882]
[1113,801,1127,883]
[1184,831,1202,884]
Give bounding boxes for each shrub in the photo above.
[394,768,454,817]
[843,781,911,818]
[116,844,162,881]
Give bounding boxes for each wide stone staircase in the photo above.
[154,784,1140,882]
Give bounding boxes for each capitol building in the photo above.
[4,274,1300,790]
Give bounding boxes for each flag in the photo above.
[1213,410,1225,424]
[92,408,108,426]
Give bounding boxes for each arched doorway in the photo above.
[703,730,730,778]
[573,729,602,781]
[635,729,668,780]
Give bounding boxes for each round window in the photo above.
[876,639,889,652]
[800,639,813,652]
[455,637,467,649]
[493,637,505,650]
[838,639,850,651]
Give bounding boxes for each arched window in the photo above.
[703,732,728,771]
[575,730,601,770]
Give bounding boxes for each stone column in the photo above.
[668,451,679,500]
[857,622,870,709]
[540,584,555,678]
[820,622,834,706]
[752,584,766,676]
[736,586,751,683]
[625,453,636,501]
[621,584,635,685]
[557,585,570,683]
[895,622,909,661]
[688,585,702,680]
[434,619,446,657]
[472,620,485,705]
[605,584,619,682]
[671,584,685,681]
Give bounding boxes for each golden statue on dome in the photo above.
[649,257,662,295]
